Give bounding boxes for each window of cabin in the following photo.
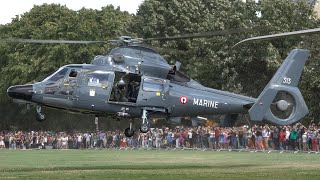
[66,69,80,87]
[69,69,78,77]
[142,78,164,92]
[81,71,110,88]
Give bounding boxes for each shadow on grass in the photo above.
[0,164,260,172]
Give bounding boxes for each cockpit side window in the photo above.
[43,68,68,82]
[69,69,78,78]
[143,78,164,92]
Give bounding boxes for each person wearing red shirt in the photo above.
[279,128,286,151]
[214,127,220,149]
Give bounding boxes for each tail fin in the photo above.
[248,49,309,125]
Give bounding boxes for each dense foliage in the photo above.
[0,4,133,130]
[0,0,320,130]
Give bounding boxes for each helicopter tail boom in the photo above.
[248,49,309,125]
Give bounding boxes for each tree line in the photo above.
[0,0,319,130]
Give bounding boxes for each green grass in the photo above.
[0,149,319,179]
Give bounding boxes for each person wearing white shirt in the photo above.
[77,134,82,149]
[285,128,291,150]
[302,132,308,151]
[262,127,270,150]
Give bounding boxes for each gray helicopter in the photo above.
[5,28,320,137]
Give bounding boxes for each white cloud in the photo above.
[0,0,144,25]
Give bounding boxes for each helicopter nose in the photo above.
[7,84,34,101]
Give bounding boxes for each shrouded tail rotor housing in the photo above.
[270,91,295,119]
[249,49,309,125]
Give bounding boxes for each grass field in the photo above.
[0,149,319,179]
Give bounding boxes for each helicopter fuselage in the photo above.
[7,48,311,130]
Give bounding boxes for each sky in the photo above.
[0,0,144,25]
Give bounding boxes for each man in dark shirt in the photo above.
[272,127,279,150]
[256,128,262,150]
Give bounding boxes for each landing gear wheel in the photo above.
[36,105,46,122]
[140,109,149,133]
[140,123,149,133]
[36,112,46,122]
[124,128,134,137]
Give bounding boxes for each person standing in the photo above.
[297,125,305,151]
[155,129,163,149]
[188,129,193,148]
[256,128,262,151]
[175,130,180,149]
[0,134,4,149]
[61,135,68,149]
[86,133,91,149]
[167,130,173,148]
[289,128,298,151]
[209,129,215,149]
[262,127,269,150]
[272,127,279,150]
[77,133,82,149]
[302,132,308,151]
[285,127,291,150]
[215,127,220,149]
[219,129,224,149]
[279,128,286,151]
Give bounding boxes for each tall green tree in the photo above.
[133,0,258,90]
[0,4,132,130]
[133,0,320,122]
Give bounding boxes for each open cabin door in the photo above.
[136,76,169,109]
[109,72,142,105]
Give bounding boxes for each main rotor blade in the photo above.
[0,38,110,44]
[233,27,320,47]
[142,28,252,41]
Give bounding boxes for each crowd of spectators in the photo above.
[1,121,320,152]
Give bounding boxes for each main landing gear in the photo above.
[124,109,150,137]
[35,105,46,122]
[140,109,149,133]
[124,121,134,137]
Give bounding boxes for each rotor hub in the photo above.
[276,100,289,111]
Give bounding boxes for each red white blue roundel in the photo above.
[180,96,188,104]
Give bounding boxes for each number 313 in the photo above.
[283,77,291,84]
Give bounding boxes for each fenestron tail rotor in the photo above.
[270,91,295,119]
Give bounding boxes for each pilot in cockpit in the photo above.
[112,79,128,102]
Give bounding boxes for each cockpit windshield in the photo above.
[42,68,68,82]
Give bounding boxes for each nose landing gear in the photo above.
[124,121,134,137]
[36,105,46,122]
